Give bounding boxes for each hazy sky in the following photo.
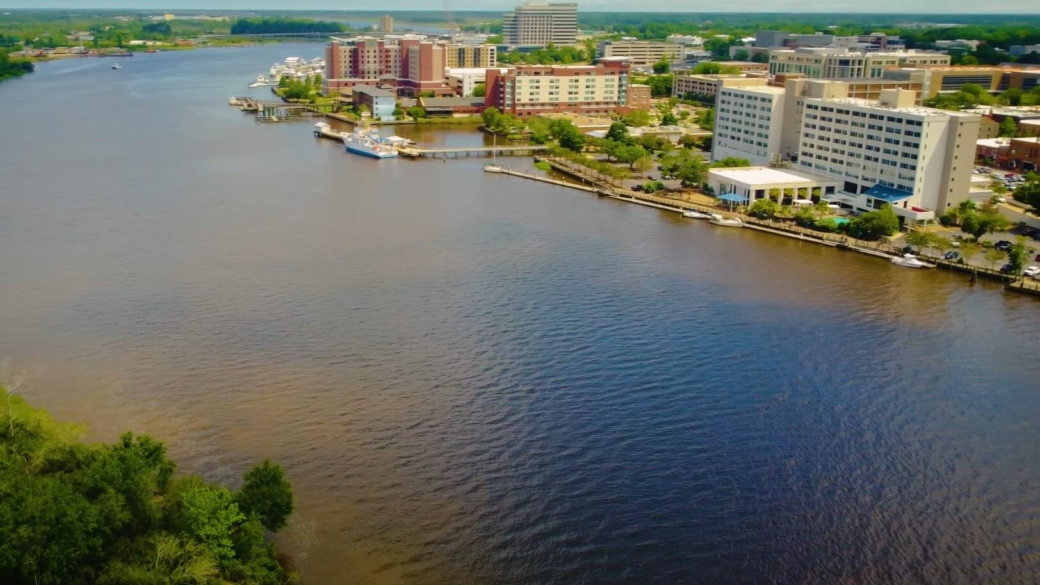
[2,0,1039,13]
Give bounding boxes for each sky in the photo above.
[2,0,1040,13]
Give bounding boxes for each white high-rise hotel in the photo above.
[502,3,578,47]
[712,78,980,221]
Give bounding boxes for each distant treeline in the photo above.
[0,51,33,82]
[230,17,349,35]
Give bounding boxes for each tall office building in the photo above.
[379,14,394,33]
[501,3,578,48]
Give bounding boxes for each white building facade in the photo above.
[712,85,787,166]
[501,3,578,47]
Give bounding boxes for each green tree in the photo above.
[472,83,486,97]
[961,211,1011,238]
[850,204,900,240]
[481,106,501,129]
[235,460,294,532]
[1014,177,1040,212]
[1008,236,1029,274]
[696,108,715,131]
[904,231,933,253]
[959,241,981,263]
[998,116,1017,137]
[733,49,750,61]
[174,482,245,562]
[615,144,649,169]
[710,156,750,168]
[406,106,426,119]
[660,112,678,126]
[606,120,630,143]
[984,248,1007,270]
[621,109,652,127]
[652,57,670,74]
[767,187,782,201]
[748,198,779,219]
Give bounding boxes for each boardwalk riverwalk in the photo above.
[398,145,550,159]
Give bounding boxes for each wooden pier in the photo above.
[398,145,549,159]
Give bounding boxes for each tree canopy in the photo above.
[0,395,297,585]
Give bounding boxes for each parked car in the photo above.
[944,251,961,261]
[994,240,1013,251]
[1024,266,1040,277]
[995,196,1007,203]
[632,184,644,192]
[1000,263,1016,274]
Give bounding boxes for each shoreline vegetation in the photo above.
[0,391,299,585]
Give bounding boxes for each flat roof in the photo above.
[352,85,395,98]
[722,86,786,95]
[977,138,1012,148]
[708,166,841,186]
[812,96,978,117]
[420,97,484,108]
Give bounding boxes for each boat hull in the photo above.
[346,144,398,159]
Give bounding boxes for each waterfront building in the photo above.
[712,84,788,166]
[444,44,497,69]
[714,79,981,222]
[768,47,949,79]
[323,36,493,96]
[380,14,394,33]
[418,96,486,117]
[706,166,843,203]
[484,59,637,117]
[352,85,397,120]
[596,41,683,66]
[501,3,578,48]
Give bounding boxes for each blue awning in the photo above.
[863,184,912,202]
[717,192,748,203]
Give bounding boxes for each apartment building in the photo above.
[596,41,683,66]
[323,36,492,96]
[501,3,578,47]
[444,44,497,69]
[714,79,981,221]
[379,14,393,33]
[484,59,634,116]
[768,47,949,79]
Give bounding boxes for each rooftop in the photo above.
[811,96,979,118]
[724,86,787,95]
[708,166,841,186]
[977,138,1012,148]
[352,85,396,98]
[419,96,485,108]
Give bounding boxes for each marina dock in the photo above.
[398,145,550,159]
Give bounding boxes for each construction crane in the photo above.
[442,0,461,35]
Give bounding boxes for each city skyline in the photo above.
[3,0,1040,14]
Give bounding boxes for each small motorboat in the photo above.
[483,163,503,173]
[709,213,743,227]
[682,210,711,219]
[112,63,122,70]
[891,253,929,268]
[229,97,242,106]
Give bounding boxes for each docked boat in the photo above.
[229,97,242,106]
[483,163,503,173]
[709,213,743,227]
[891,253,929,269]
[682,210,711,219]
[343,125,397,159]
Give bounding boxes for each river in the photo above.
[1,44,1039,585]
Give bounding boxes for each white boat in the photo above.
[709,213,743,227]
[682,210,711,219]
[229,97,241,106]
[343,124,397,159]
[483,134,503,172]
[891,253,929,269]
[111,63,121,70]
